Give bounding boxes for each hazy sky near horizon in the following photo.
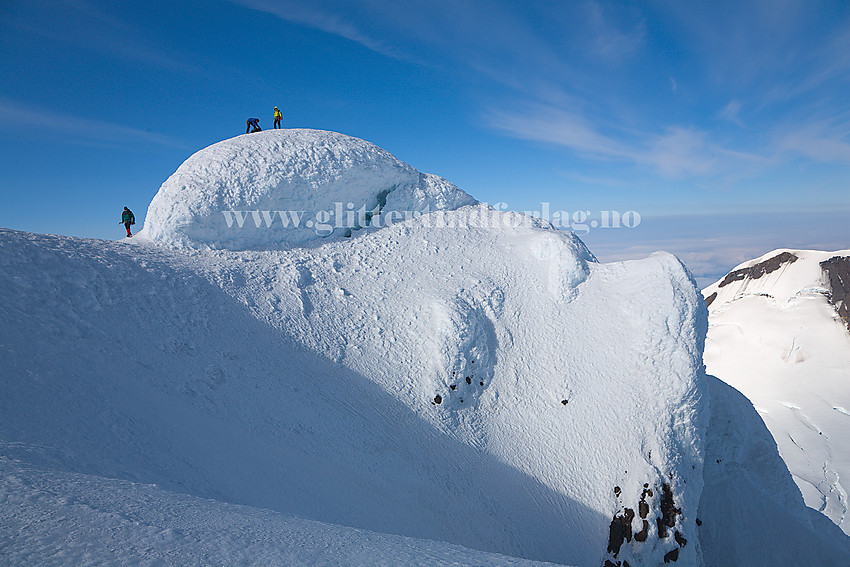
[1,0,848,281]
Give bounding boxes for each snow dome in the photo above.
[142,129,476,249]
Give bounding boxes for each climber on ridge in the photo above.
[120,206,135,237]
[246,118,261,133]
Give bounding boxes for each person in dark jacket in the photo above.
[246,118,261,133]
[121,207,135,237]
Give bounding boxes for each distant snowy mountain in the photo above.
[704,249,850,534]
[2,130,849,565]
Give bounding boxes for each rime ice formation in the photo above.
[2,133,850,565]
[142,129,476,249]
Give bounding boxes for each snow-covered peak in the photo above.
[703,249,850,534]
[141,129,476,250]
[704,248,850,313]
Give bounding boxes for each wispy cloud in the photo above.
[0,97,190,150]
[580,1,646,61]
[773,114,850,163]
[484,104,629,160]
[485,103,766,179]
[227,0,401,58]
[718,100,745,127]
[7,0,195,72]
[227,0,850,186]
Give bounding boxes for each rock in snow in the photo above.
[704,248,850,535]
[2,130,849,566]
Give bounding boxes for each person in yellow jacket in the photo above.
[273,106,282,129]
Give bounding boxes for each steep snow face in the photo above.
[703,249,850,533]
[699,375,850,564]
[142,129,476,250]
[0,221,713,566]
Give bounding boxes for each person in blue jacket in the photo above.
[246,118,261,133]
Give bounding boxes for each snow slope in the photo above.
[704,249,850,533]
[0,457,561,567]
[2,131,850,565]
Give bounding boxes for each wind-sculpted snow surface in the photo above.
[2,133,850,565]
[142,129,476,249]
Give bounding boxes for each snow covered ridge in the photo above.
[142,129,476,249]
[4,132,850,564]
[704,248,850,322]
[703,249,850,535]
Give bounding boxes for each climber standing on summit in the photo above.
[121,206,135,237]
[246,118,261,133]
[273,106,282,129]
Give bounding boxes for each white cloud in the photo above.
[0,97,189,149]
[7,0,194,72]
[580,1,646,61]
[718,100,744,127]
[774,116,850,163]
[485,103,765,179]
[228,0,399,58]
[228,0,850,185]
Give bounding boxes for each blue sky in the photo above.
[1,0,849,284]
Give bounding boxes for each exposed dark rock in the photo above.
[638,485,652,518]
[657,483,681,538]
[674,530,687,547]
[433,395,442,404]
[561,399,569,405]
[466,376,471,384]
[704,291,717,307]
[821,256,850,332]
[449,384,456,391]
[695,518,702,526]
[479,381,484,386]
[718,251,798,288]
[664,548,679,563]
[614,486,621,496]
[607,508,635,556]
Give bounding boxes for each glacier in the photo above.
[704,249,850,536]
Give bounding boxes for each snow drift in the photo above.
[2,131,850,565]
[704,249,850,534]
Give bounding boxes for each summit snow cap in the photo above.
[142,129,476,250]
